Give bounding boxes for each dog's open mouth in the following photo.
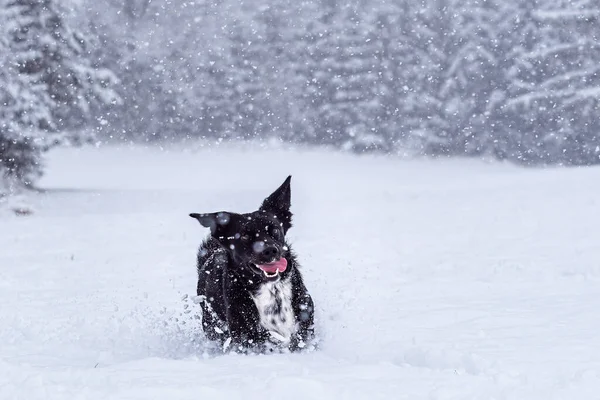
[254,258,288,278]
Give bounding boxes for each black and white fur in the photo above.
[190,176,315,353]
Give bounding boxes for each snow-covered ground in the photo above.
[1,144,600,399]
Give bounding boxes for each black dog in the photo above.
[190,176,315,353]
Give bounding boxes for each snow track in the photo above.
[1,144,599,399]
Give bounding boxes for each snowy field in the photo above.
[1,144,600,399]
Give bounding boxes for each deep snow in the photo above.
[1,144,600,399]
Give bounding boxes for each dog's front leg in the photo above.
[224,281,267,353]
[226,307,268,353]
[295,293,315,349]
[291,274,316,352]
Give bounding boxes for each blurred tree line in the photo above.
[1,0,599,190]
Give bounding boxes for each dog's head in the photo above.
[190,176,293,282]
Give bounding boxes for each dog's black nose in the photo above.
[262,245,279,260]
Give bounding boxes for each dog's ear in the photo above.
[259,175,292,232]
[189,212,231,236]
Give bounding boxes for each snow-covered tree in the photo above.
[254,1,315,141]
[0,4,47,189]
[395,0,459,156]
[366,1,416,153]
[222,19,272,139]
[295,4,388,150]
[431,0,513,157]
[4,0,120,133]
[504,0,600,165]
[0,0,119,191]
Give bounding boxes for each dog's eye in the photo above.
[271,227,282,239]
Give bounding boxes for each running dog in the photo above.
[190,176,315,353]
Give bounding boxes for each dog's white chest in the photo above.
[251,278,296,344]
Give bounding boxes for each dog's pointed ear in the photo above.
[259,176,292,232]
[189,212,231,236]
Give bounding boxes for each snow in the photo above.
[1,144,600,399]
[533,9,600,21]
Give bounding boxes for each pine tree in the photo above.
[504,0,600,165]
[4,0,119,134]
[368,1,413,153]
[434,0,511,157]
[223,19,272,139]
[297,5,387,150]
[0,0,119,191]
[254,1,311,141]
[374,0,455,155]
[0,4,47,189]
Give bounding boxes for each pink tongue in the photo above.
[257,258,288,273]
